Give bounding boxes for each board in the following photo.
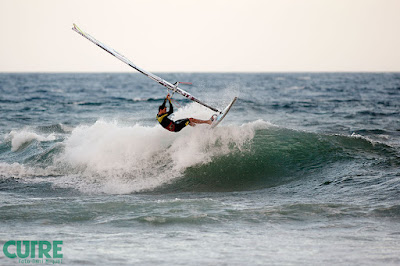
[211,97,238,128]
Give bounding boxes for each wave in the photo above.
[0,117,398,195]
[6,130,56,152]
[49,119,260,194]
[158,127,398,193]
[0,119,262,193]
[36,123,73,134]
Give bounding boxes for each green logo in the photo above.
[3,240,63,264]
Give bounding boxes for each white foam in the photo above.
[54,115,270,194]
[7,130,56,152]
[0,100,271,194]
[0,162,56,180]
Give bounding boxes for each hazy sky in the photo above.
[1,0,399,72]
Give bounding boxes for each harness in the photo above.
[157,113,175,132]
[166,121,175,132]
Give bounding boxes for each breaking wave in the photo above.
[0,118,398,195]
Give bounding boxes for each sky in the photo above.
[0,0,399,72]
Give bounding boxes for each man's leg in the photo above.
[189,118,212,125]
[174,119,190,132]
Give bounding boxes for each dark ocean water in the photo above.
[0,73,399,265]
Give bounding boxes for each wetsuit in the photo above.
[157,98,190,132]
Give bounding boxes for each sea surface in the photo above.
[0,73,399,265]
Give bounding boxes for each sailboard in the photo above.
[211,97,237,128]
[72,23,236,126]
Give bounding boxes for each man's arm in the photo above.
[168,98,173,115]
[162,97,167,106]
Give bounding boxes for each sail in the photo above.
[72,24,221,113]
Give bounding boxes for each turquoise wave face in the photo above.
[155,126,399,193]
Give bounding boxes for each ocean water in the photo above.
[0,73,399,265]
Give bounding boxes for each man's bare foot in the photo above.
[208,114,217,125]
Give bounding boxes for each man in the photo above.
[157,93,213,132]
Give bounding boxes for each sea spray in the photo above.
[54,119,263,194]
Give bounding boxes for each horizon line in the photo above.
[1,70,399,74]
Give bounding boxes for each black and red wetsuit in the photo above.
[157,98,190,132]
